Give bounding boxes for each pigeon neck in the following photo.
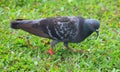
[83,21,93,39]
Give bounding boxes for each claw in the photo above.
[47,48,54,55]
[67,48,83,54]
[73,49,77,53]
[79,50,83,54]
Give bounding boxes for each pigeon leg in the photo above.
[64,42,77,52]
[64,42,71,50]
[47,40,59,55]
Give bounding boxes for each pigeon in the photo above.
[11,16,100,55]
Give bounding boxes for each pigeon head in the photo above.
[84,19,100,37]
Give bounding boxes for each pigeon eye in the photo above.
[90,24,95,28]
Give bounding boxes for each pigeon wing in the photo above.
[37,17,80,42]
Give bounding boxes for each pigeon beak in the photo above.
[95,29,99,39]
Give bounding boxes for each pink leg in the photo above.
[47,40,59,55]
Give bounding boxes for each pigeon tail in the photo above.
[10,19,35,29]
[11,19,28,29]
[11,21,21,29]
[11,19,50,38]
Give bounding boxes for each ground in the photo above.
[0,0,120,72]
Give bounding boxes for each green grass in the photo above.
[0,0,120,72]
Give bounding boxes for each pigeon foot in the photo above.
[67,48,83,54]
[73,49,84,54]
[47,48,54,55]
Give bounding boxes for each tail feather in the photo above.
[11,21,21,29]
[10,19,28,29]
